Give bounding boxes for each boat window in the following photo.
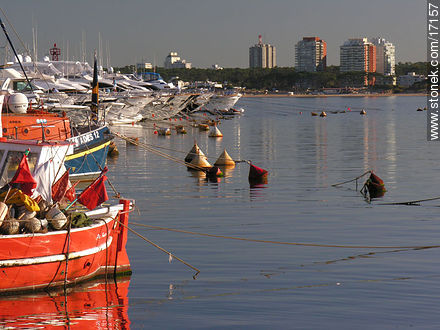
[0,151,38,188]
[13,81,33,92]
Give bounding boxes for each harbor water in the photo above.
[4,95,440,329]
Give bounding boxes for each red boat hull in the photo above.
[0,200,131,294]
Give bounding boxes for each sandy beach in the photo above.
[242,92,427,98]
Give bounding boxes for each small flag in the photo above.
[52,170,70,203]
[65,180,78,202]
[77,168,108,210]
[10,153,37,196]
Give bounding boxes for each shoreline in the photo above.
[242,93,427,98]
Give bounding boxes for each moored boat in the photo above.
[0,138,132,294]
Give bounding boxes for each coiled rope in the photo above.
[130,222,440,250]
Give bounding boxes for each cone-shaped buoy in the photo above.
[360,109,366,115]
[320,111,327,117]
[214,149,235,167]
[185,142,206,163]
[364,172,386,198]
[206,166,223,178]
[209,125,223,138]
[190,152,212,169]
[311,112,318,116]
[248,163,268,184]
[417,107,423,112]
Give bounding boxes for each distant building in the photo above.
[295,37,327,72]
[164,52,192,69]
[249,35,276,68]
[137,62,153,70]
[397,72,426,87]
[340,38,376,73]
[370,37,395,76]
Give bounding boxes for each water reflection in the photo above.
[0,277,130,329]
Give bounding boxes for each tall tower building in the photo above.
[340,38,376,73]
[249,35,276,68]
[295,37,327,72]
[370,37,395,76]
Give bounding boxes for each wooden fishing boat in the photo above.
[0,138,132,294]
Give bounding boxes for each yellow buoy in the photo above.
[214,149,235,167]
[185,142,206,163]
[209,125,223,137]
[319,111,327,117]
[190,152,212,169]
[199,124,210,131]
[360,109,366,115]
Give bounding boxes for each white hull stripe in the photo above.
[0,237,113,267]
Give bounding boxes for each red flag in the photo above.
[65,181,78,202]
[10,154,37,196]
[52,170,70,203]
[77,174,108,210]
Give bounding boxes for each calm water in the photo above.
[5,95,440,329]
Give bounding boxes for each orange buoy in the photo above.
[360,109,366,115]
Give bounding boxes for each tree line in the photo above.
[114,62,427,92]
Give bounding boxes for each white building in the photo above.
[397,72,426,87]
[340,38,376,73]
[371,37,395,76]
[295,37,327,72]
[249,35,276,68]
[164,52,192,69]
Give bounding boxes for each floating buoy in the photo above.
[417,108,423,112]
[185,142,206,163]
[206,166,223,178]
[175,125,187,134]
[214,149,235,167]
[158,127,171,136]
[108,141,119,157]
[360,109,366,115]
[152,114,155,117]
[319,111,327,117]
[126,137,139,145]
[199,124,210,131]
[153,130,158,135]
[209,125,223,137]
[299,111,302,115]
[190,152,211,169]
[248,163,268,184]
[311,112,318,116]
[364,172,386,198]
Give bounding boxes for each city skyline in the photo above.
[1,1,425,68]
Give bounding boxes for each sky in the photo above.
[0,0,426,69]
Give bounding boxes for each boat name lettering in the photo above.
[71,131,100,146]
[36,119,47,124]
[96,232,107,240]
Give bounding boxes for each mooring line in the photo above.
[129,222,440,250]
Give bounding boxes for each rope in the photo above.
[116,219,200,279]
[378,196,440,206]
[113,132,207,172]
[130,222,440,250]
[331,171,372,187]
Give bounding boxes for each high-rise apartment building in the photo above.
[295,37,327,72]
[370,37,395,76]
[249,35,276,68]
[340,38,376,73]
